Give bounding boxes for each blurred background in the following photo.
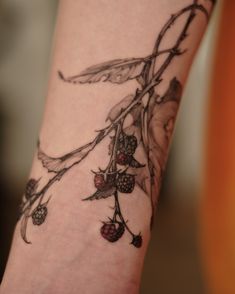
[0,1,221,293]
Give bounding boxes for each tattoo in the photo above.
[18,1,214,246]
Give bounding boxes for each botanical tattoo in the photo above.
[18,1,214,247]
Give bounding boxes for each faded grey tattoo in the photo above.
[18,0,214,247]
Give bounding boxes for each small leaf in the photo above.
[83,187,116,201]
[20,209,32,244]
[106,94,134,122]
[58,57,146,85]
[129,157,145,168]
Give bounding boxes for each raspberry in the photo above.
[131,234,142,248]
[94,172,116,191]
[116,173,135,193]
[117,133,137,156]
[94,173,106,190]
[116,152,132,166]
[32,204,47,225]
[100,221,125,242]
[25,178,38,199]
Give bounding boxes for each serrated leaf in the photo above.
[58,57,146,85]
[83,187,116,201]
[38,131,105,173]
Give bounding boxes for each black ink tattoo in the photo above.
[18,0,214,246]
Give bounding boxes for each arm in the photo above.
[1,1,215,293]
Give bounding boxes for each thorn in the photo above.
[58,71,66,81]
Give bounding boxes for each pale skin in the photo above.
[0,1,214,293]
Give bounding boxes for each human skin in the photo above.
[0,1,214,293]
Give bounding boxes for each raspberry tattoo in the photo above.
[25,178,38,200]
[32,204,48,226]
[18,0,214,248]
[117,133,138,156]
[131,234,143,248]
[116,173,135,194]
[100,221,125,242]
[116,152,132,166]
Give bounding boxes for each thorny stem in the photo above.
[139,0,205,227]
[149,2,208,78]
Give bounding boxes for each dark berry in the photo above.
[116,152,132,165]
[117,133,137,156]
[100,221,125,242]
[32,204,47,225]
[116,173,135,193]
[25,178,38,199]
[131,234,142,248]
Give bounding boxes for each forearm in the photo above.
[1,1,215,293]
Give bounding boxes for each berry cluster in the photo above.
[87,132,144,248]
[116,133,138,166]
[93,170,135,194]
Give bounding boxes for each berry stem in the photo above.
[106,122,122,173]
[113,191,134,237]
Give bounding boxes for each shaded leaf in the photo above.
[128,143,151,195]
[58,57,146,85]
[158,77,182,104]
[129,156,145,168]
[83,187,116,201]
[20,209,32,244]
[106,94,134,122]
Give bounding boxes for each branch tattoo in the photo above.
[18,1,214,247]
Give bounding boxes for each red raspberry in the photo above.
[94,173,106,190]
[25,178,38,199]
[32,204,47,226]
[94,172,116,191]
[100,221,125,242]
[131,234,142,248]
[116,173,135,193]
[116,152,132,165]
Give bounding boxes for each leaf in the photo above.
[20,209,32,244]
[129,156,145,168]
[83,187,116,201]
[158,77,182,104]
[58,57,146,85]
[38,131,104,173]
[128,143,151,195]
[106,94,134,122]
